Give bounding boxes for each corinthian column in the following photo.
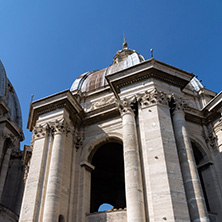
[117,98,145,222]
[171,97,209,222]
[42,119,68,222]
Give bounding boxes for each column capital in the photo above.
[33,118,72,139]
[33,123,49,139]
[49,118,71,135]
[205,124,218,150]
[170,95,188,113]
[137,88,169,109]
[116,97,136,116]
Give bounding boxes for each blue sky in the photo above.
[1,0,222,148]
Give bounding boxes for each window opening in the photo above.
[90,142,126,213]
[58,214,65,222]
[192,142,210,211]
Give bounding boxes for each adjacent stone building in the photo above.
[19,42,222,222]
[0,60,27,222]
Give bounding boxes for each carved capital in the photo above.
[205,124,218,150]
[33,119,72,140]
[116,97,136,116]
[170,95,189,113]
[50,119,71,135]
[33,124,49,139]
[73,129,83,150]
[137,88,169,108]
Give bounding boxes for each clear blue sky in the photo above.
[1,0,222,147]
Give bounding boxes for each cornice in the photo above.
[27,90,84,131]
[201,91,222,122]
[106,58,194,99]
[0,116,24,140]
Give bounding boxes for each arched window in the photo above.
[90,142,126,213]
[58,214,65,222]
[192,142,210,211]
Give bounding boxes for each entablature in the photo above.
[27,90,84,131]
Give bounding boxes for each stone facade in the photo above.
[0,61,29,222]
[19,44,222,222]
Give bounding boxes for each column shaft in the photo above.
[172,109,209,222]
[42,131,64,222]
[122,110,145,222]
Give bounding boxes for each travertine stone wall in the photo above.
[19,109,74,222]
[86,210,127,222]
[138,89,190,222]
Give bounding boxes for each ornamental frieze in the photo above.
[86,95,116,112]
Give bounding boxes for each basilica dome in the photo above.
[70,44,145,93]
[0,60,22,130]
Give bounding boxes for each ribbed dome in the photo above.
[0,60,22,130]
[70,46,145,93]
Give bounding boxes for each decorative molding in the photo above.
[214,119,222,133]
[80,161,95,172]
[86,95,116,112]
[205,124,218,150]
[137,88,169,108]
[73,129,83,150]
[115,70,186,90]
[116,97,136,116]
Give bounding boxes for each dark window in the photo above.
[90,142,126,213]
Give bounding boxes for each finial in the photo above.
[31,94,34,103]
[123,32,128,48]
[150,48,153,58]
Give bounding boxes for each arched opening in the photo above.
[191,141,221,218]
[58,214,65,222]
[90,142,126,213]
[191,142,210,211]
